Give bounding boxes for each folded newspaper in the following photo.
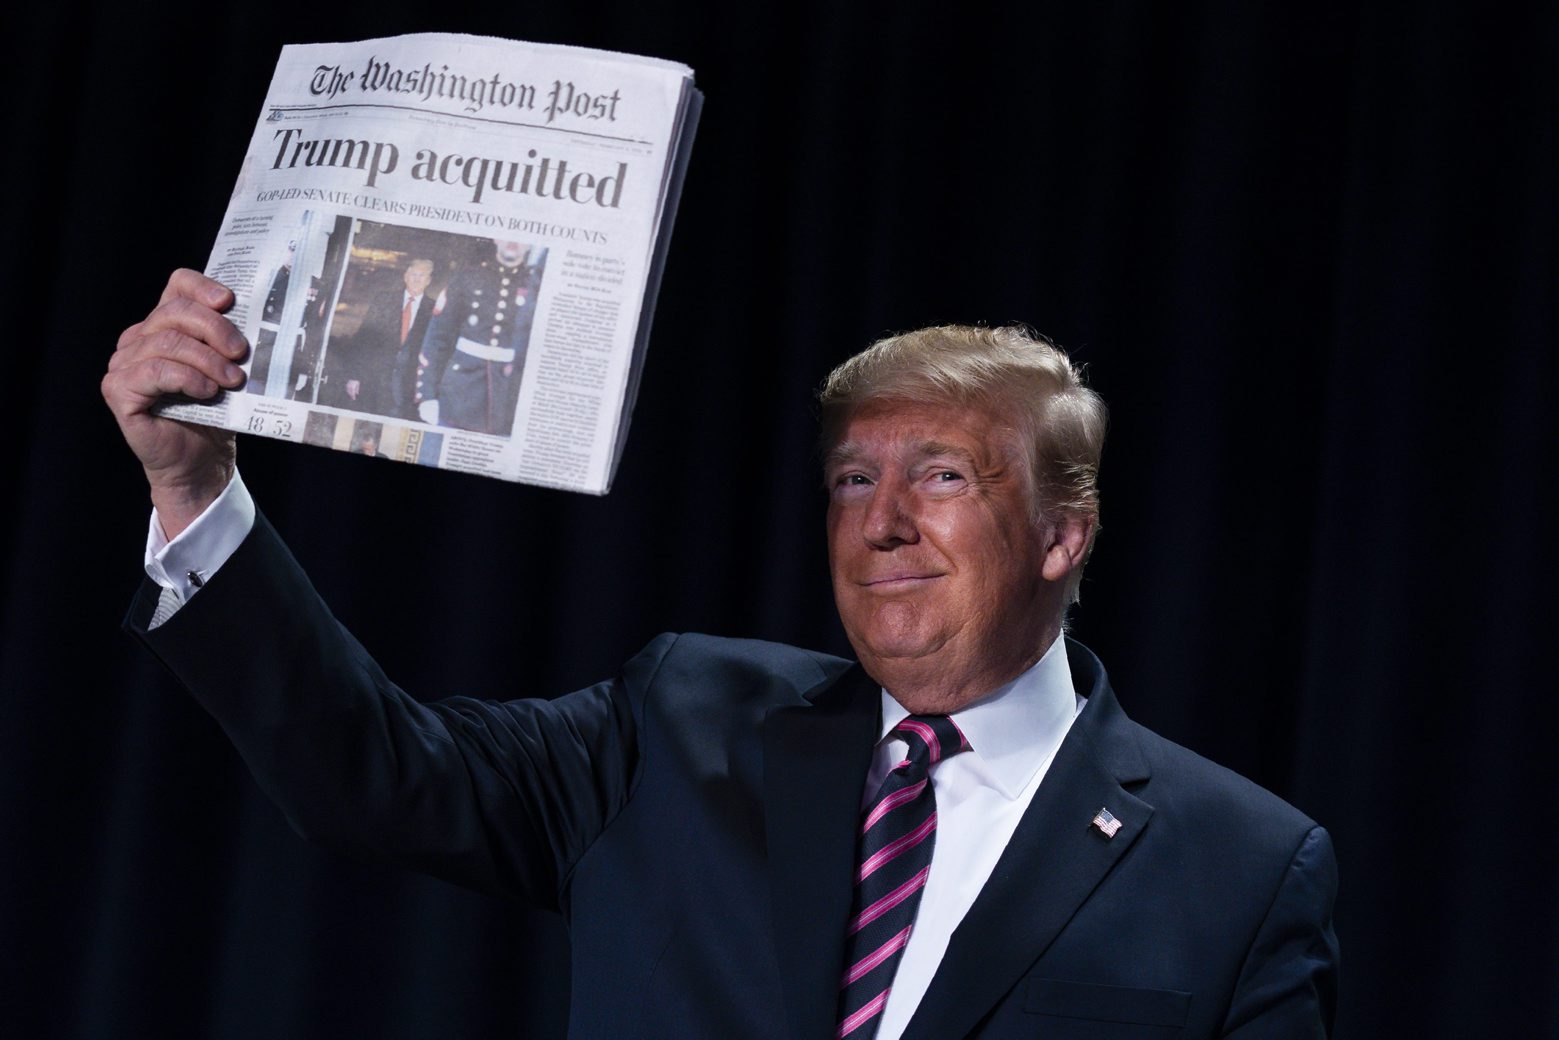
[158,33,701,494]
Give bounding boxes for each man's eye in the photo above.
[838,473,871,487]
[934,470,963,482]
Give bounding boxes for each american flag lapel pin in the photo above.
[1091,807,1122,838]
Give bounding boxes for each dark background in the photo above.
[2,2,1554,1037]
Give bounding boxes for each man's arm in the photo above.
[1221,825,1341,1038]
[109,271,646,905]
[127,510,648,905]
[416,281,461,420]
[143,470,255,625]
[101,269,248,538]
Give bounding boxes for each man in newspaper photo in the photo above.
[103,269,1338,1039]
[415,240,544,435]
[320,258,436,416]
[246,239,330,401]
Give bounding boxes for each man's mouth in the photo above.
[860,572,942,589]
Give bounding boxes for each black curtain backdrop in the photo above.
[2,3,1554,1037]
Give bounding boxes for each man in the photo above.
[103,270,1338,1038]
[416,240,542,435]
[247,239,335,402]
[320,258,435,416]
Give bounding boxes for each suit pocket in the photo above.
[1024,979,1191,1027]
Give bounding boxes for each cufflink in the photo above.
[186,571,206,589]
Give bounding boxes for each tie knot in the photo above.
[891,714,969,771]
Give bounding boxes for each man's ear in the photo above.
[1041,515,1094,584]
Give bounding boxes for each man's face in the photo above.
[826,399,1063,712]
[403,264,432,295]
[494,240,527,266]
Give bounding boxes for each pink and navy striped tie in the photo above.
[836,714,969,1039]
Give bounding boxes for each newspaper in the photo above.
[158,33,701,494]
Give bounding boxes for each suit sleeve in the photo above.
[126,510,662,911]
[385,293,416,414]
[420,282,461,400]
[1221,825,1341,1038]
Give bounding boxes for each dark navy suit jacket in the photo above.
[129,513,1339,1038]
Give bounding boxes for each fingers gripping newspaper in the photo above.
[159,34,701,494]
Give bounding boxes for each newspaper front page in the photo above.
[159,33,701,494]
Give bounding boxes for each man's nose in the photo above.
[863,480,918,548]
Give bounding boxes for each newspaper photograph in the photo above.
[159,33,701,493]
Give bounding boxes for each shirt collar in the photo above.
[877,633,1079,800]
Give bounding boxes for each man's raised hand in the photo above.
[102,269,248,539]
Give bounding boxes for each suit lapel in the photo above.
[411,298,433,341]
[903,651,1155,1040]
[764,663,880,1040]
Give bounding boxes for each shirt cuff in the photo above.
[144,470,256,610]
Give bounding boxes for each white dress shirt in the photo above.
[143,472,255,626]
[143,477,1083,1039]
[867,639,1082,1040]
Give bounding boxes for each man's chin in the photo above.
[849,632,950,675]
